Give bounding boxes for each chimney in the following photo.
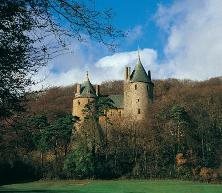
[148,70,151,81]
[76,84,81,95]
[125,67,129,81]
[96,85,100,96]
[128,67,131,79]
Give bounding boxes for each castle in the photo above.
[72,53,154,124]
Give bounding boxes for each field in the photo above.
[1,180,222,193]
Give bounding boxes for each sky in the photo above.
[33,0,222,90]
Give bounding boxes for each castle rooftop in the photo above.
[79,72,97,98]
[130,52,150,83]
[108,94,124,109]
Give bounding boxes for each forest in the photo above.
[0,77,222,184]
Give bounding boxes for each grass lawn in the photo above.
[0,180,222,193]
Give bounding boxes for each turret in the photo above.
[72,72,97,122]
[123,50,154,121]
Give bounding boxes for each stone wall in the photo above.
[124,81,150,121]
[106,108,123,119]
[72,97,95,121]
[123,81,132,118]
[99,108,124,128]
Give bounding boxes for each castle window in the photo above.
[135,84,137,90]
[137,99,139,102]
[138,109,141,114]
[118,111,121,117]
[78,100,80,105]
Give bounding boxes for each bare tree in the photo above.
[0,0,123,121]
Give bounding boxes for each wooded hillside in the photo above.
[27,77,222,119]
[1,77,222,184]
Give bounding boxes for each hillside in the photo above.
[1,77,221,184]
[26,77,222,120]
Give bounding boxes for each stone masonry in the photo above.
[72,53,154,123]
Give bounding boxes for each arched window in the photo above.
[78,100,80,105]
[138,109,141,114]
[135,84,137,90]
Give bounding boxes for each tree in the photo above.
[82,96,115,145]
[63,142,94,179]
[65,96,115,178]
[24,0,123,50]
[29,115,50,167]
[167,105,195,153]
[48,114,74,157]
[0,0,123,122]
[0,1,44,120]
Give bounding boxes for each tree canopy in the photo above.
[0,0,123,121]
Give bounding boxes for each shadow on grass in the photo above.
[0,189,81,193]
[0,190,48,193]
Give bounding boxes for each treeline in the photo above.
[0,78,222,184]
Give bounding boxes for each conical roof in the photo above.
[130,55,149,83]
[79,72,96,98]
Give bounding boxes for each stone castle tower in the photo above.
[72,52,154,123]
[72,72,100,122]
[123,52,154,121]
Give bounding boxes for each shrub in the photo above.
[63,144,94,179]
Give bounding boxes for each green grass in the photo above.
[1,180,222,193]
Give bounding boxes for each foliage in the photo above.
[0,78,222,182]
[24,0,124,50]
[0,157,40,185]
[0,113,74,182]
[0,0,123,123]
[64,143,94,179]
[0,1,44,119]
[84,96,115,120]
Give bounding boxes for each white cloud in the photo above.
[31,39,101,90]
[94,48,158,82]
[31,0,222,90]
[32,47,159,90]
[155,0,222,80]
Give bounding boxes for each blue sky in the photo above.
[97,0,172,57]
[33,0,222,90]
